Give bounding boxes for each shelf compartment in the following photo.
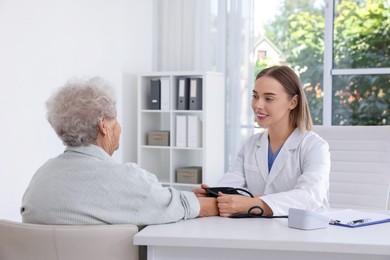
[172,149,203,184]
[140,112,171,146]
[139,148,171,183]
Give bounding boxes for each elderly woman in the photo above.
[21,77,218,225]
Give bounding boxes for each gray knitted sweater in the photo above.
[21,145,200,225]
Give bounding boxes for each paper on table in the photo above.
[318,209,390,228]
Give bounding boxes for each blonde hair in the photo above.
[256,65,313,131]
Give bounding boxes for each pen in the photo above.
[347,218,372,226]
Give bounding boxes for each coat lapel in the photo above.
[255,131,269,182]
[265,129,307,187]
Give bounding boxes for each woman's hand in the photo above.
[197,197,219,217]
[217,192,273,217]
[192,183,209,197]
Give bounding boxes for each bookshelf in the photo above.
[137,71,225,191]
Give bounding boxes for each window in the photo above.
[324,0,390,125]
[257,50,267,60]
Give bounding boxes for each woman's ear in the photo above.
[98,118,108,135]
[289,95,298,110]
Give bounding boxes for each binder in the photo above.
[150,79,161,110]
[160,77,170,111]
[176,115,187,147]
[177,78,189,110]
[189,78,202,110]
[187,115,202,148]
[320,209,390,228]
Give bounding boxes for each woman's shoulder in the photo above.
[300,130,330,150]
[114,162,159,183]
[304,130,328,143]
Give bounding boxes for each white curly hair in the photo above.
[46,77,117,146]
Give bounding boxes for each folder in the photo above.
[160,77,170,111]
[189,78,202,110]
[177,78,189,110]
[320,209,390,228]
[176,115,187,147]
[187,115,202,148]
[150,79,161,110]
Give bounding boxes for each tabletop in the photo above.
[134,216,390,256]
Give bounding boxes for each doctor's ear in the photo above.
[289,95,298,110]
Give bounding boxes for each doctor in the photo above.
[194,65,330,217]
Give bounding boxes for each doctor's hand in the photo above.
[192,184,209,197]
[217,192,273,217]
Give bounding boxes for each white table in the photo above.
[134,216,390,260]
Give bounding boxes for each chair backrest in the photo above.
[0,220,139,260]
[314,125,390,210]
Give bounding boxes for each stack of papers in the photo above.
[319,209,390,228]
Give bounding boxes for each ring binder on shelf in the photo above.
[177,78,189,110]
[188,115,202,148]
[189,78,202,110]
[160,77,170,111]
[150,79,161,110]
[176,115,187,147]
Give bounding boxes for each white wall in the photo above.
[0,0,153,221]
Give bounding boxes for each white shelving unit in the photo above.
[137,71,225,191]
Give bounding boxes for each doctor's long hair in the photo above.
[255,66,313,131]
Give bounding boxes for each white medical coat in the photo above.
[217,128,330,216]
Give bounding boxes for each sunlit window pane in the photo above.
[333,0,390,69]
[332,74,390,125]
